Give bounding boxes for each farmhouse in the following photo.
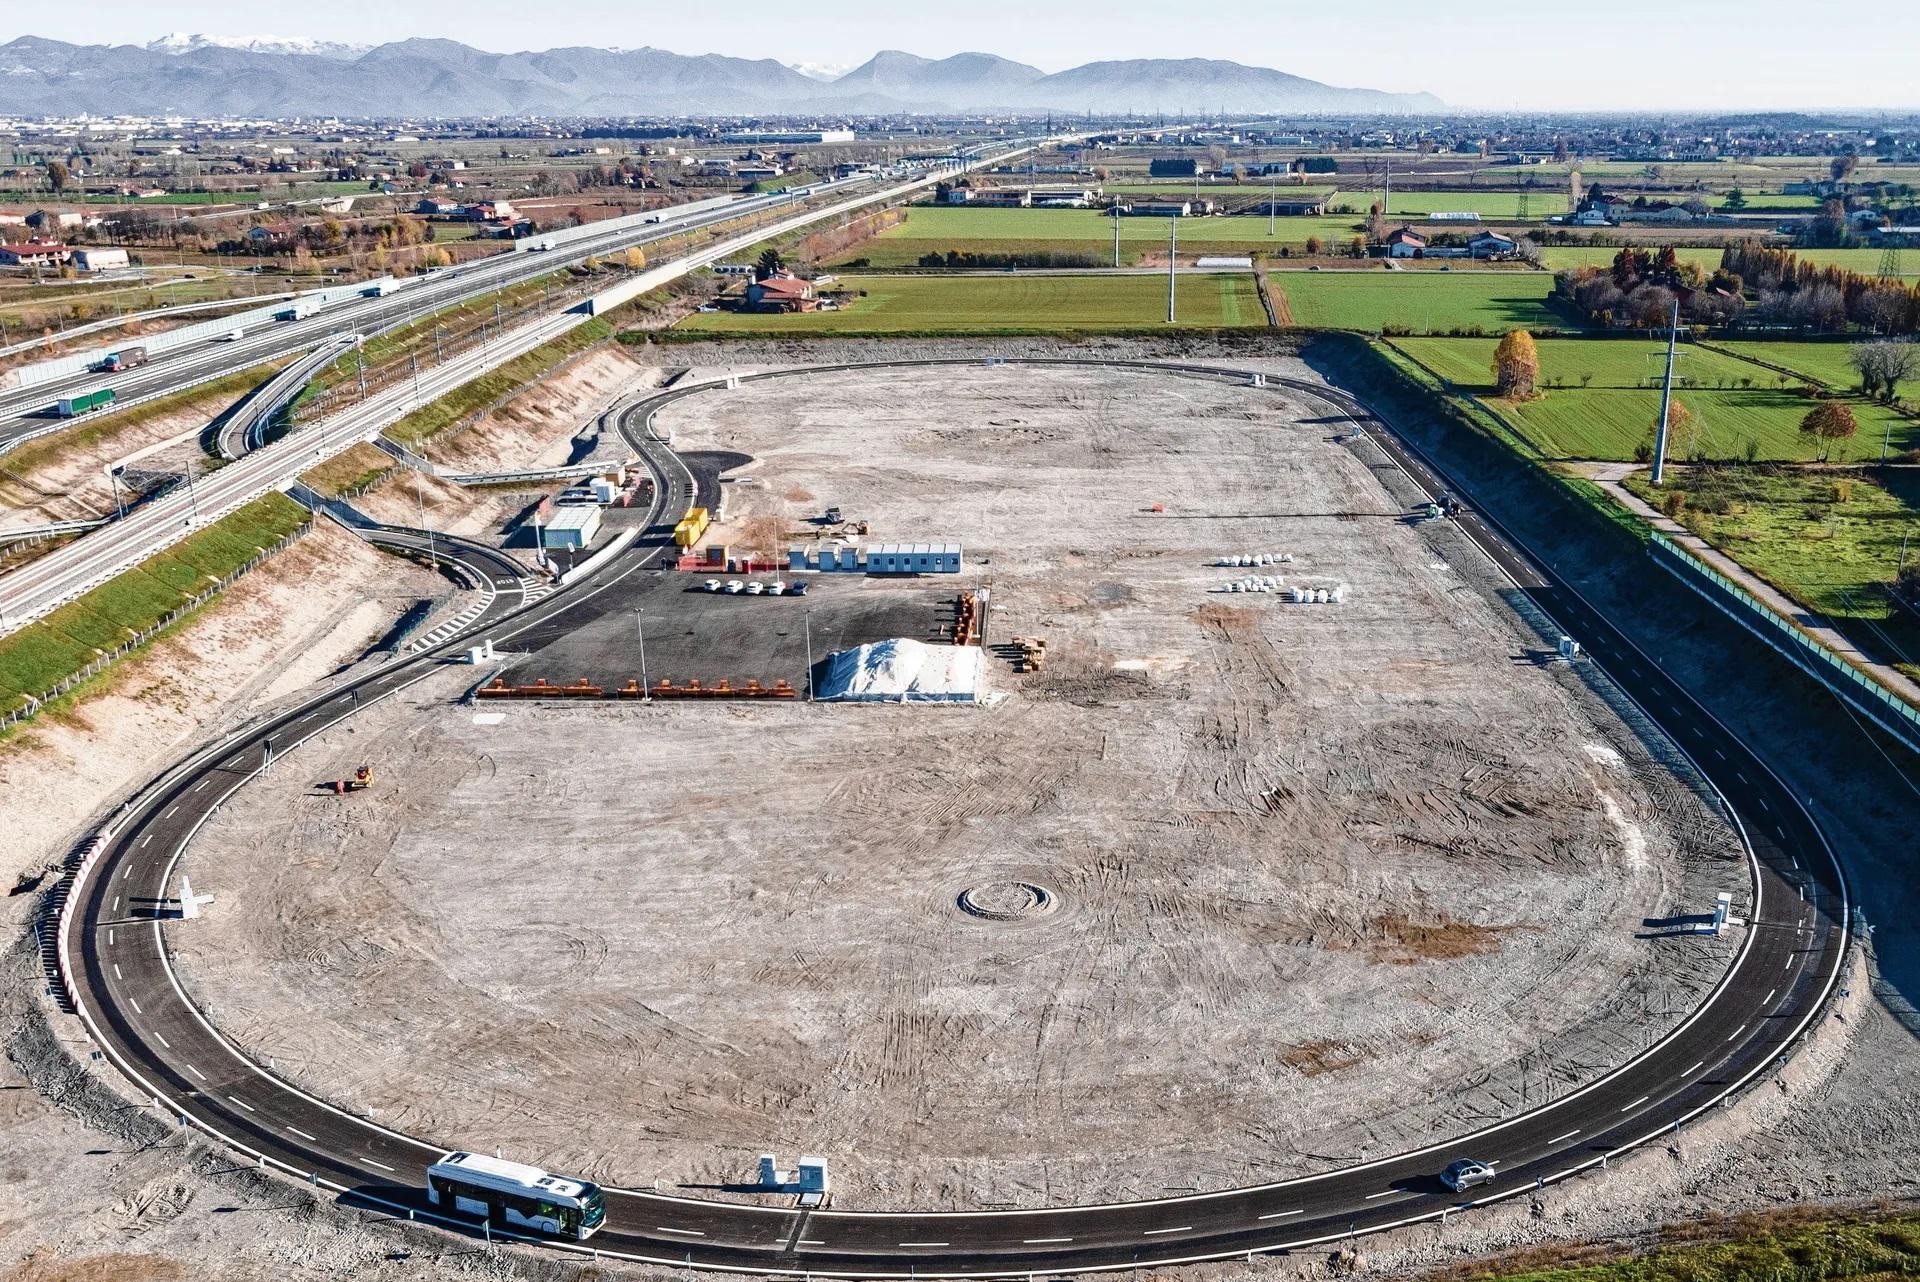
[1467,231,1518,259]
[1255,197,1328,216]
[744,271,818,313]
[1384,227,1428,258]
[0,240,71,268]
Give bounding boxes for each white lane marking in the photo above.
[1547,1129,1580,1145]
[1684,1061,1704,1075]
[193,779,210,792]
[140,834,152,848]
[1714,748,1726,761]
[796,1239,826,1246]
[1258,1210,1303,1220]
[111,896,119,911]
[1776,825,1787,839]
[1363,1190,1397,1200]
[107,928,114,945]
[1757,797,1769,811]
[364,1158,395,1172]
[288,1126,318,1142]
[1737,772,1749,784]
[113,963,122,980]
[656,1226,706,1237]
[1765,988,1777,1005]
[129,997,142,1014]
[121,864,133,880]
[164,806,177,818]
[226,1095,256,1113]
[1784,951,1794,969]
[1143,1226,1191,1236]
[154,1032,170,1049]
[187,1063,207,1080]
[1024,1237,1074,1244]
[1620,1095,1649,1112]
[898,1241,948,1247]
[1727,1023,1747,1041]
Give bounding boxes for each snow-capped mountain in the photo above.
[146,32,371,60]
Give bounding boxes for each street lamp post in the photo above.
[636,610,650,701]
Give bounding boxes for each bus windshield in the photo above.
[580,1184,606,1228]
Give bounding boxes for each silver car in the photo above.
[1440,1159,1495,1193]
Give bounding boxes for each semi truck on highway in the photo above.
[55,388,116,417]
[97,347,148,373]
[277,298,322,322]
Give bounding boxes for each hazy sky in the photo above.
[20,0,1918,112]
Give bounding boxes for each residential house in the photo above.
[1467,231,1518,259]
[743,271,818,313]
[0,240,71,268]
[1384,227,1428,257]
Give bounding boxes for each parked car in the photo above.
[1440,1159,1495,1193]
[745,581,765,595]
[767,582,786,596]
[703,578,721,592]
[724,580,745,594]
[788,579,809,596]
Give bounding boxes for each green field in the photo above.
[1536,246,1727,273]
[1393,336,1919,460]
[876,205,1366,251]
[1622,466,1920,676]
[677,273,1265,336]
[1712,340,1867,390]
[1272,272,1559,334]
[0,493,309,717]
[1786,246,1920,276]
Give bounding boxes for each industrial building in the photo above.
[71,247,129,271]
[865,543,963,574]
[540,505,602,551]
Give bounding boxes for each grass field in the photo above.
[1712,340,1867,390]
[874,205,1367,252]
[1271,272,1559,334]
[0,492,308,717]
[677,273,1266,336]
[1622,466,1920,675]
[1392,336,1918,461]
[1536,246,1727,273]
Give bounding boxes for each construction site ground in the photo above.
[7,340,1918,1282]
[169,361,1743,1211]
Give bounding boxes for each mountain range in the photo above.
[0,37,1443,118]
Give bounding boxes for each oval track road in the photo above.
[60,359,1848,1277]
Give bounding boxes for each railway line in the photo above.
[55,358,1848,1277]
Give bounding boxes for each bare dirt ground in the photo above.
[173,363,1740,1212]
[7,340,1915,1282]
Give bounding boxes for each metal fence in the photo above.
[0,521,312,730]
[1651,531,1920,755]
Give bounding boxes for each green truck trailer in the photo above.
[55,388,116,417]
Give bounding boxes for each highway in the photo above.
[0,145,1009,441]
[56,359,1848,1277]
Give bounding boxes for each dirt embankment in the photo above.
[0,519,441,888]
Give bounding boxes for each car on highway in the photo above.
[724,579,745,594]
[215,329,245,342]
[1440,1159,1495,1192]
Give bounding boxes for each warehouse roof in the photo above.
[543,506,601,531]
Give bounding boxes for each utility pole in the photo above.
[1167,217,1177,324]
[804,610,815,702]
[636,610,650,701]
[1112,209,1120,269]
[409,352,421,409]
[1650,298,1680,486]
[414,468,436,569]
[1269,172,1276,238]
[184,457,199,524]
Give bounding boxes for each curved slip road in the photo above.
[58,359,1849,1277]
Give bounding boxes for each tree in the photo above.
[1723,187,1747,210]
[45,160,69,193]
[1491,330,1540,399]
[624,247,646,271]
[1830,153,1859,185]
[1303,235,1322,256]
[1850,340,1918,401]
[754,247,785,280]
[1650,398,1692,460]
[1799,401,1858,461]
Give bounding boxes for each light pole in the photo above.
[1166,216,1177,324]
[804,609,814,702]
[635,610,650,701]
[183,456,199,524]
[414,467,436,568]
[1269,172,1276,238]
[1650,298,1680,486]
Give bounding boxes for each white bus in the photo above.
[425,1151,607,1240]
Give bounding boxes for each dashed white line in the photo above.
[1363,1190,1397,1201]
[153,1032,169,1049]
[226,1095,256,1113]
[163,805,177,818]
[1620,1095,1649,1113]
[1024,1237,1074,1244]
[193,779,210,792]
[121,864,133,880]
[1726,1023,1748,1042]
[139,834,152,848]
[656,1226,706,1237]
[796,1239,826,1247]
[187,1063,207,1081]
[897,1241,948,1247]
[288,1126,317,1142]
[129,997,142,1014]
[364,1158,395,1173]
[112,962,122,980]
[107,928,114,945]
[1684,1061,1703,1075]
[1713,748,1726,761]
[1142,1227,1191,1236]
[1764,988,1777,1005]
[1547,1129,1581,1145]
[111,896,119,911]
[1258,1210,1303,1220]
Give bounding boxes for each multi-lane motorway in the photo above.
[57,359,1848,1276]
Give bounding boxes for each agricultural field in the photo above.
[1271,271,1558,334]
[1621,465,1920,675]
[1786,246,1919,276]
[1536,246,1727,273]
[676,273,1265,335]
[1393,336,1918,461]
[1712,341,1869,390]
[870,205,1367,254]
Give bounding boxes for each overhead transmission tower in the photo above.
[1879,243,1904,280]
